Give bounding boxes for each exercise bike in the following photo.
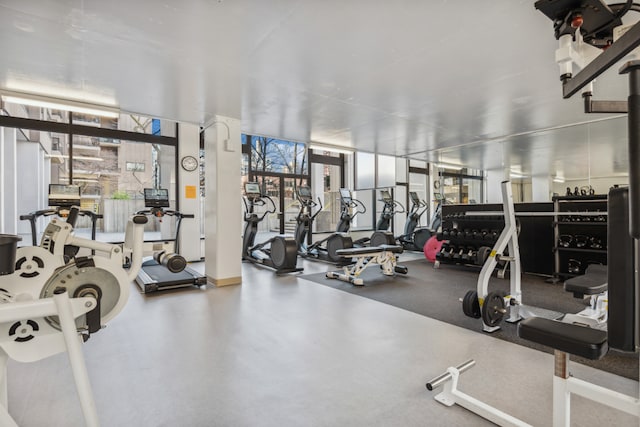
[135,188,207,293]
[0,206,148,426]
[242,182,302,274]
[294,186,363,265]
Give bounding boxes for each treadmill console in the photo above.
[297,186,311,201]
[144,188,170,208]
[244,182,262,201]
[48,184,81,208]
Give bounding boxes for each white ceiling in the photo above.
[0,0,634,180]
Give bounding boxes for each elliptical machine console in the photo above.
[242,182,302,274]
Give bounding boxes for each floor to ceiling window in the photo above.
[0,101,178,244]
[242,135,309,237]
[438,167,483,204]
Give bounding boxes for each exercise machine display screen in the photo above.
[298,186,311,200]
[48,184,81,208]
[409,192,420,204]
[339,188,352,204]
[144,188,170,208]
[380,190,392,202]
[434,193,443,201]
[245,182,262,199]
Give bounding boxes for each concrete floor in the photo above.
[6,255,640,427]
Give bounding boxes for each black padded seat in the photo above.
[335,244,403,257]
[564,264,607,297]
[518,317,608,360]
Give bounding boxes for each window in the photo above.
[437,167,484,205]
[0,102,177,243]
[250,135,308,175]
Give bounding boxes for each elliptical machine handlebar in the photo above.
[297,193,323,222]
[243,193,277,223]
[345,198,367,216]
[410,197,429,218]
[381,198,406,215]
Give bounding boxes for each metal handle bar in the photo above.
[426,360,476,391]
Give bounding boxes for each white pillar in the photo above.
[177,123,202,262]
[204,116,242,286]
[0,128,18,234]
[485,169,508,203]
[531,175,551,202]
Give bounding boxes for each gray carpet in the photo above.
[301,259,638,380]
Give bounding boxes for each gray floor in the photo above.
[7,255,640,427]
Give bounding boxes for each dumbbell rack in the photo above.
[552,194,608,282]
[434,214,505,269]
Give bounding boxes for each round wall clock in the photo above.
[181,155,198,172]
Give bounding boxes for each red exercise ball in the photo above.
[424,235,443,263]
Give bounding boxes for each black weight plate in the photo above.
[481,291,506,327]
[462,290,481,319]
[476,246,491,265]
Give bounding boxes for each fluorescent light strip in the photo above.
[433,162,463,170]
[47,154,104,162]
[509,172,528,179]
[308,144,354,155]
[553,177,565,183]
[1,92,119,118]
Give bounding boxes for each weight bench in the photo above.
[426,187,638,427]
[562,264,608,327]
[325,244,407,286]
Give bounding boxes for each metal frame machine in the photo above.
[135,188,206,293]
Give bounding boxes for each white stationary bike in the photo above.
[0,207,147,427]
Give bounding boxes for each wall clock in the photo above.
[181,155,198,172]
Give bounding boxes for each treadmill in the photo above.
[134,188,207,293]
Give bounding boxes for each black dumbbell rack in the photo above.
[552,194,608,281]
[435,202,555,275]
[435,211,505,268]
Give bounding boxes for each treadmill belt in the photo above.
[143,264,196,287]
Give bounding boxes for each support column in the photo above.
[485,169,508,203]
[531,175,551,202]
[177,123,202,262]
[204,116,242,286]
[0,128,18,234]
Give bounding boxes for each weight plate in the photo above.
[481,291,507,327]
[476,246,491,265]
[462,290,481,318]
[40,262,121,331]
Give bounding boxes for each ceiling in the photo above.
[0,0,635,180]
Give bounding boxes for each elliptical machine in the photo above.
[294,186,363,264]
[368,189,404,247]
[396,191,432,251]
[242,182,302,274]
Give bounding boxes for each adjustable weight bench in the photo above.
[562,264,608,327]
[325,244,407,285]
